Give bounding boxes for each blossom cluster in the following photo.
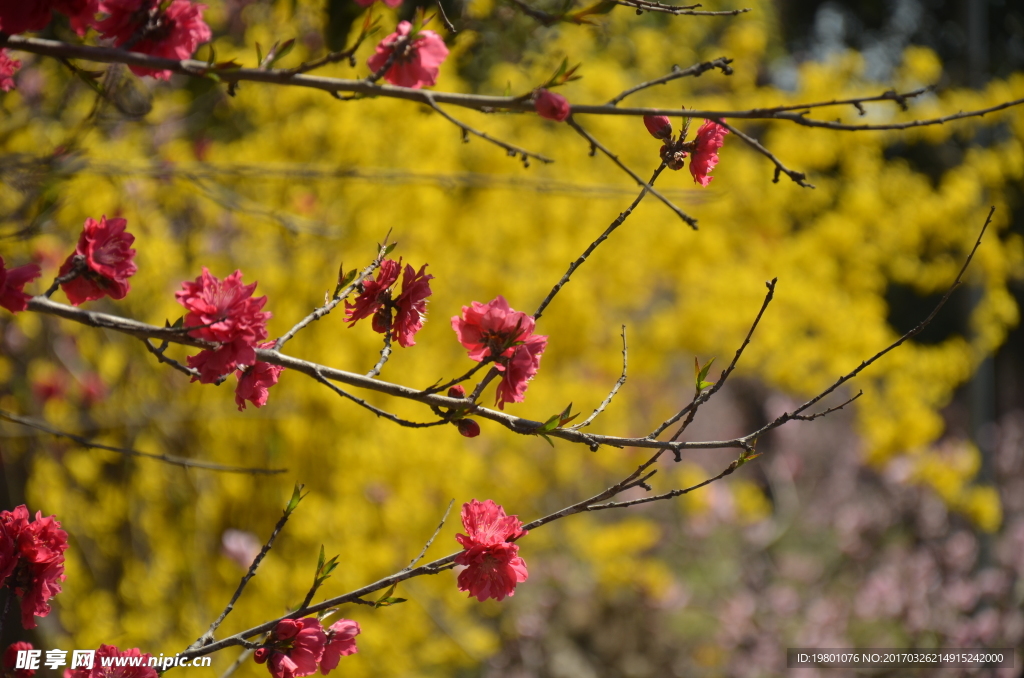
[253,618,360,678]
[455,499,529,601]
[451,296,548,409]
[367,20,449,89]
[0,506,69,630]
[345,258,434,347]
[0,0,211,82]
[644,114,730,185]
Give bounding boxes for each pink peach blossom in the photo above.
[58,216,137,305]
[0,506,68,630]
[0,256,41,313]
[689,119,729,186]
[454,499,528,601]
[63,645,157,678]
[235,341,285,410]
[366,21,448,89]
[534,89,570,122]
[345,258,433,347]
[0,50,21,92]
[96,0,211,80]
[255,618,326,678]
[319,619,360,674]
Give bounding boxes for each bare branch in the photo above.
[188,491,300,651]
[143,338,201,380]
[422,93,553,165]
[614,0,751,16]
[311,370,448,428]
[649,277,777,440]
[365,324,393,378]
[791,390,863,421]
[436,0,458,33]
[0,409,286,475]
[534,163,667,320]
[715,120,815,188]
[566,118,698,227]
[608,57,734,106]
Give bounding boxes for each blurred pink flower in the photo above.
[0,256,41,313]
[96,0,212,80]
[221,529,261,569]
[4,642,36,678]
[533,89,570,122]
[58,216,137,305]
[367,21,448,89]
[319,620,360,674]
[0,50,21,92]
[455,499,528,601]
[53,0,102,34]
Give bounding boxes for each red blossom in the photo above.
[0,256,41,314]
[0,506,68,630]
[4,642,36,678]
[235,341,285,411]
[0,50,21,92]
[689,119,729,186]
[534,89,570,122]
[96,0,212,80]
[451,296,547,409]
[53,0,102,34]
[318,620,360,674]
[255,618,326,678]
[62,645,157,678]
[366,21,449,89]
[176,269,270,384]
[0,1,51,35]
[643,114,673,140]
[345,259,433,348]
[58,216,137,306]
[455,499,528,601]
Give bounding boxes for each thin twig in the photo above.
[422,93,553,165]
[275,249,386,351]
[589,458,742,510]
[614,0,750,15]
[791,390,862,421]
[567,118,697,227]
[44,256,85,297]
[534,164,666,320]
[435,0,457,33]
[573,326,628,430]
[404,499,455,571]
[312,370,448,428]
[0,409,286,475]
[649,277,777,440]
[143,338,202,380]
[366,324,393,378]
[419,358,494,396]
[188,494,300,651]
[608,57,734,106]
[715,120,814,188]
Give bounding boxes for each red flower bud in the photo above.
[457,419,481,437]
[534,89,571,122]
[448,385,466,399]
[253,648,269,664]
[643,114,673,140]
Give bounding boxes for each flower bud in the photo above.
[534,89,571,122]
[457,419,481,438]
[643,115,673,140]
[253,648,269,664]
[448,385,466,399]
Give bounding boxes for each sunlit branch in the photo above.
[404,499,455,571]
[7,37,1015,133]
[311,370,448,428]
[0,409,286,475]
[566,118,698,227]
[615,0,751,16]
[608,57,734,106]
[649,277,777,440]
[534,163,667,320]
[421,93,552,165]
[715,120,814,188]
[143,338,201,380]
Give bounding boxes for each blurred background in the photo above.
[1,0,1023,675]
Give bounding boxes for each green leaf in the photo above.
[269,38,295,67]
[503,81,512,97]
[373,583,398,608]
[286,484,306,513]
[695,357,716,391]
[256,42,263,66]
[540,433,555,447]
[317,545,326,570]
[375,597,407,607]
[382,242,398,257]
